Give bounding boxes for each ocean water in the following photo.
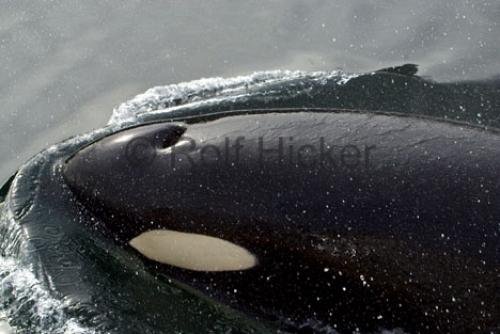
[1,2,500,333]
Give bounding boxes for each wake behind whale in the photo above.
[1,66,499,333]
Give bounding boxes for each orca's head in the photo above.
[63,122,187,213]
[63,122,258,272]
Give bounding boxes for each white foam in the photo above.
[0,256,97,334]
[108,70,358,125]
[0,316,14,334]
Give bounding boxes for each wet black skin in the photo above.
[63,110,500,333]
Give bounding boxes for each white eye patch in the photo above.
[129,229,258,272]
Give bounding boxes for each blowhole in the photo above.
[157,124,187,149]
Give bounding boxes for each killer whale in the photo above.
[63,110,500,333]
